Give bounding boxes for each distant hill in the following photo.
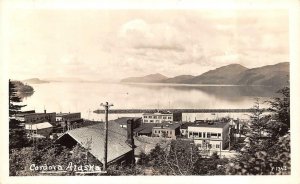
[121,62,289,86]
[161,75,195,83]
[121,73,168,83]
[185,64,249,84]
[23,78,49,84]
[236,62,289,86]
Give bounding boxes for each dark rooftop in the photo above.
[142,111,173,115]
[114,117,141,125]
[15,112,55,117]
[180,122,195,129]
[134,123,156,134]
[152,121,182,130]
[182,120,230,128]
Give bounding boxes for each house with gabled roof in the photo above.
[56,119,135,167]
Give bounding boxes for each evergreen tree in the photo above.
[245,99,269,149]
[9,80,29,150]
[9,80,25,117]
[136,140,200,175]
[226,86,290,175]
[266,86,290,137]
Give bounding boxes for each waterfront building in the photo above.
[56,112,81,122]
[14,110,56,125]
[142,111,182,123]
[56,112,83,130]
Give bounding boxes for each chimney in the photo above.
[126,119,134,148]
[44,109,46,114]
[126,119,135,165]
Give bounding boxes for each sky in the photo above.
[6,7,289,81]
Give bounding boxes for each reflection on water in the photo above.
[21,82,282,120]
[18,91,34,100]
[125,83,279,100]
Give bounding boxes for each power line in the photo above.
[100,102,113,172]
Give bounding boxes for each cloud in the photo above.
[8,10,289,80]
[133,44,185,52]
[119,19,185,52]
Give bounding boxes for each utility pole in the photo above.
[100,102,113,172]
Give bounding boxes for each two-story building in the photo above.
[187,120,230,155]
[15,110,56,125]
[56,112,81,122]
[142,111,182,123]
[56,112,83,131]
[152,121,182,139]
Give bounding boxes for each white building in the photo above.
[187,120,230,154]
[25,122,53,138]
[142,111,182,123]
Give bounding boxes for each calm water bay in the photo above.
[21,82,280,121]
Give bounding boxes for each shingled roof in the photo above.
[56,120,132,164]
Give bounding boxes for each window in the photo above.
[216,144,220,148]
[149,116,152,118]
[211,133,218,138]
[154,130,157,133]
[199,132,202,138]
[144,120,148,123]
[193,132,199,137]
[158,116,162,119]
[218,133,221,138]
[163,117,167,119]
[168,117,172,119]
[156,120,159,123]
[154,116,157,119]
[150,120,154,123]
[207,132,211,138]
[203,132,206,138]
[158,131,160,133]
[170,131,172,135]
[144,116,147,118]
[189,132,193,137]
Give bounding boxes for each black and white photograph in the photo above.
[1,0,299,183]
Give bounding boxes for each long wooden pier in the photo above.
[93,108,268,114]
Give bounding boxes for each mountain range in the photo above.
[121,62,289,86]
[23,78,50,84]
